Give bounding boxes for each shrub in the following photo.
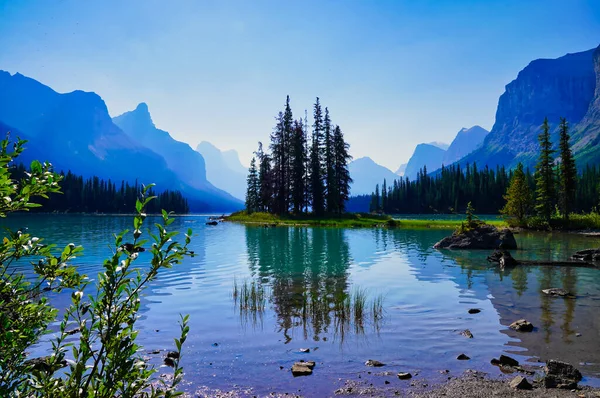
[0,136,193,397]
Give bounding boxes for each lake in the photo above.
[4,214,600,396]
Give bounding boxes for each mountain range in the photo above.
[0,70,243,212]
[402,126,489,180]
[456,45,600,171]
[348,157,399,195]
[196,141,247,201]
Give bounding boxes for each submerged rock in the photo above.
[291,360,315,376]
[433,224,517,250]
[509,319,533,332]
[544,360,582,389]
[365,359,385,367]
[509,375,533,390]
[460,329,474,338]
[542,288,574,298]
[206,221,218,226]
[457,354,470,360]
[299,348,310,353]
[491,355,519,367]
[468,308,481,314]
[397,372,412,380]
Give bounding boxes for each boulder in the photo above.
[468,308,481,314]
[365,359,385,367]
[509,376,533,390]
[509,319,533,332]
[544,360,582,389]
[397,372,412,380]
[206,221,218,226]
[457,354,470,360]
[434,224,517,250]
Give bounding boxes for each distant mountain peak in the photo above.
[135,102,149,113]
[427,141,449,150]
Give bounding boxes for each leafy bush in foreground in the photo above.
[0,136,193,397]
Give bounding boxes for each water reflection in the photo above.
[244,226,385,343]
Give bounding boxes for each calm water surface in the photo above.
[4,214,600,396]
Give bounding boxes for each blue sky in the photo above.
[1,0,599,170]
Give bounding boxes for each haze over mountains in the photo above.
[348,157,398,196]
[196,141,247,201]
[0,70,243,212]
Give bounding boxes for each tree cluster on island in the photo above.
[245,96,352,216]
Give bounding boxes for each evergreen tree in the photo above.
[245,157,260,213]
[310,97,325,215]
[501,162,531,225]
[324,107,335,212]
[381,179,387,211]
[332,125,352,213]
[535,117,556,223]
[374,184,381,213]
[256,142,273,212]
[290,119,307,214]
[558,117,577,221]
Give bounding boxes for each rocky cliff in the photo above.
[457,47,598,170]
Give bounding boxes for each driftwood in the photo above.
[487,250,600,269]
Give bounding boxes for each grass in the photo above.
[225,211,508,229]
[505,212,600,231]
[232,280,386,341]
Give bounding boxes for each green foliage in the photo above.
[534,117,556,223]
[245,157,259,213]
[501,162,532,225]
[245,97,352,217]
[558,117,577,221]
[11,164,189,214]
[0,135,193,397]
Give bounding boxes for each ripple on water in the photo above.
[4,216,600,393]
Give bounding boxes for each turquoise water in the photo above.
[3,214,600,396]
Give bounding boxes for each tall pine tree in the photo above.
[290,119,307,214]
[333,125,352,213]
[310,98,325,215]
[534,117,556,224]
[324,107,335,212]
[245,157,259,213]
[558,117,577,221]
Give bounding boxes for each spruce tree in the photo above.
[256,142,273,212]
[245,157,259,213]
[382,179,387,213]
[501,162,531,225]
[290,119,307,214]
[324,107,335,212]
[558,117,577,221]
[310,98,325,215]
[332,125,352,213]
[534,117,556,224]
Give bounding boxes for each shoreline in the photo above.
[183,370,600,397]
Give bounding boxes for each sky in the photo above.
[1,0,599,171]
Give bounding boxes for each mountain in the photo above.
[404,143,447,180]
[442,126,489,165]
[428,141,449,150]
[221,149,247,176]
[456,46,599,170]
[0,70,242,211]
[348,157,399,196]
[395,163,407,176]
[196,141,247,201]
